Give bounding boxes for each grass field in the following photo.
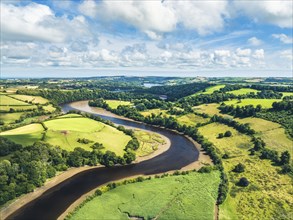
[8,94,48,104]
[193,103,232,118]
[0,112,24,124]
[42,104,56,112]
[0,105,37,112]
[198,123,293,220]
[224,99,281,108]
[134,130,166,157]
[0,116,132,155]
[0,123,44,146]
[0,95,30,106]
[68,171,220,220]
[235,117,292,153]
[227,88,259,95]
[105,100,131,109]
[140,108,169,117]
[176,113,209,126]
[57,114,83,118]
[282,92,293,97]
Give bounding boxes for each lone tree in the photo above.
[224,131,232,137]
[233,163,245,173]
[238,177,249,187]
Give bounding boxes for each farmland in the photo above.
[198,123,293,220]
[227,88,259,95]
[105,100,131,109]
[223,98,281,108]
[68,171,220,220]
[176,113,209,126]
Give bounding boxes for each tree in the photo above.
[218,133,224,139]
[233,163,245,173]
[224,131,232,137]
[238,177,249,187]
[280,151,290,165]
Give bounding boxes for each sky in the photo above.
[1,0,292,78]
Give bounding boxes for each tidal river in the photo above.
[7,101,199,220]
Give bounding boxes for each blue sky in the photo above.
[1,0,292,78]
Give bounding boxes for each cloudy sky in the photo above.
[1,0,292,78]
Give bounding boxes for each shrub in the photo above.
[233,163,245,173]
[224,131,232,137]
[198,166,213,173]
[237,177,249,187]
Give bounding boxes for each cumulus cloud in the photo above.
[272,34,293,44]
[0,2,90,43]
[248,37,262,46]
[234,1,293,28]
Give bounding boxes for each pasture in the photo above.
[140,108,169,117]
[176,113,209,126]
[0,112,24,124]
[0,95,30,106]
[198,123,293,220]
[105,100,131,109]
[193,103,232,118]
[224,99,281,108]
[9,94,48,104]
[235,117,292,153]
[134,130,166,157]
[68,171,220,220]
[227,88,259,95]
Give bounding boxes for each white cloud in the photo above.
[248,37,262,46]
[234,1,293,28]
[0,2,91,43]
[252,49,265,59]
[272,34,293,44]
[236,48,251,56]
[78,0,98,18]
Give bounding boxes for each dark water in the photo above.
[7,102,199,220]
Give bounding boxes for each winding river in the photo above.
[7,101,199,220]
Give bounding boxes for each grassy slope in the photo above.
[0,117,131,156]
[140,108,169,117]
[176,113,209,126]
[235,117,292,153]
[134,129,166,157]
[193,103,232,118]
[0,112,24,124]
[198,123,293,220]
[224,99,281,108]
[8,94,48,104]
[0,105,37,112]
[42,104,56,113]
[69,171,220,220]
[0,95,30,106]
[227,88,259,95]
[282,92,293,97]
[105,100,131,109]
[0,123,44,146]
[44,118,131,155]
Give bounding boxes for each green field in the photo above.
[193,103,232,118]
[198,123,293,220]
[0,95,30,106]
[0,123,44,146]
[68,171,220,220]
[42,104,56,112]
[235,117,292,153]
[227,88,259,95]
[0,116,132,156]
[0,105,37,112]
[134,130,166,157]
[105,100,131,109]
[200,84,225,94]
[8,94,48,104]
[0,112,24,124]
[140,108,169,117]
[282,92,293,97]
[224,99,281,108]
[176,113,209,126]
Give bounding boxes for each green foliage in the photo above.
[237,177,250,187]
[233,163,245,173]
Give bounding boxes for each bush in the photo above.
[237,177,249,187]
[198,166,213,173]
[222,153,230,159]
[233,163,245,173]
[224,131,232,137]
[218,133,224,139]
[95,189,102,196]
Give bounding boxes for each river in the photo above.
[7,101,199,220]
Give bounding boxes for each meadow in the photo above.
[235,117,292,153]
[0,112,24,124]
[198,123,293,220]
[8,94,49,104]
[224,98,281,108]
[191,84,225,96]
[134,129,166,157]
[140,108,169,117]
[68,171,220,220]
[176,113,209,126]
[227,88,259,95]
[193,103,232,118]
[105,100,131,109]
[0,95,30,106]
[0,116,132,156]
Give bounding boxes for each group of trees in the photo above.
[219,103,262,117]
[218,131,232,139]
